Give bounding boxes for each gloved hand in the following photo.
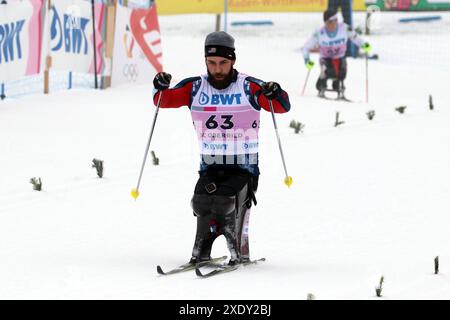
[305,59,315,70]
[153,72,172,91]
[361,42,372,54]
[261,82,282,100]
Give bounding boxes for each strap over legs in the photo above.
[190,169,258,262]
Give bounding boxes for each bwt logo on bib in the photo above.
[199,92,242,106]
[322,38,346,46]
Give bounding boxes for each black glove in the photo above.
[261,82,282,100]
[153,72,172,91]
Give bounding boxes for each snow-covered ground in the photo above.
[0,11,449,299]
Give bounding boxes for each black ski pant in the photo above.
[316,57,347,91]
[190,168,258,262]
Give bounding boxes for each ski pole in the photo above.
[301,60,315,96]
[362,43,372,104]
[301,69,311,96]
[268,99,293,188]
[365,53,369,103]
[131,92,163,200]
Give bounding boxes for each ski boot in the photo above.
[333,80,346,100]
[316,78,327,98]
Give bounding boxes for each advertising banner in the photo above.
[119,0,153,8]
[369,0,450,10]
[111,3,163,86]
[228,0,327,12]
[44,0,105,74]
[156,0,366,14]
[156,0,223,15]
[0,0,43,82]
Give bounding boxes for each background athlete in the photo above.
[302,9,371,99]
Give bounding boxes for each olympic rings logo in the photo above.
[122,64,139,82]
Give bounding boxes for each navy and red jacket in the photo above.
[152,70,291,176]
[153,70,290,113]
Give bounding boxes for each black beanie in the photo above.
[323,9,338,22]
[204,31,236,60]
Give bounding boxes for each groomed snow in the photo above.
[0,12,449,299]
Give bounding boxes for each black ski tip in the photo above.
[195,268,204,277]
[156,265,165,275]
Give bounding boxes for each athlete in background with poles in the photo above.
[301,9,371,99]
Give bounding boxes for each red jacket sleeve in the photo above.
[248,80,291,113]
[152,77,200,108]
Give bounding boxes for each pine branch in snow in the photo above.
[30,177,42,191]
[375,276,384,297]
[366,110,376,120]
[289,120,305,134]
[435,256,439,275]
[289,120,297,128]
[92,159,104,178]
[395,106,407,114]
[335,112,345,127]
[307,293,315,300]
[151,151,159,165]
[294,122,305,134]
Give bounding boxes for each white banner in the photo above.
[111,3,163,87]
[43,0,104,74]
[0,0,43,82]
[119,0,152,8]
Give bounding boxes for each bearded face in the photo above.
[205,57,235,90]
